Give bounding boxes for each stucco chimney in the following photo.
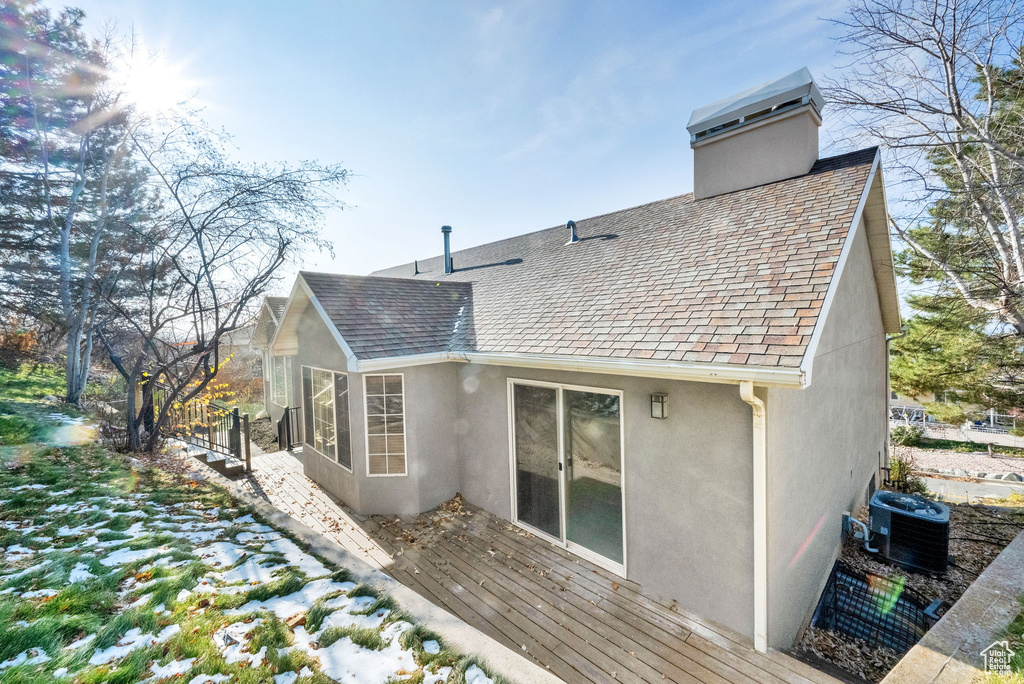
[687,68,823,200]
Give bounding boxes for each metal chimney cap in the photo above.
[687,67,823,138]
[441,225,452,233]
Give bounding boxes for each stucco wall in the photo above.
[692,106,819,200]
[454,364,756,639]
[765,218,886,648]
[295,308,461,516]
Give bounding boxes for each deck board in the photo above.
[240,448,839,684]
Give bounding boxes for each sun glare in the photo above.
[117,50,197,116]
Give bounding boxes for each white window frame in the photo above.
[271,355,293,407]
[300,364,341,465]
[333,371,353,473]
[363,373,408,478]
[506,377,628,578]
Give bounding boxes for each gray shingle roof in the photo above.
[306,148,877,368]
[266,296,289,322]
[301,273,473,360]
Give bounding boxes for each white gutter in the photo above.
[740,380,769,653]
[355,350,807,389]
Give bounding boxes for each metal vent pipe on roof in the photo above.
[441,225,453,274]
[566,220,579,244]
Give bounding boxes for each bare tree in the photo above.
[97,120,347,452]
[827,0,1024,331]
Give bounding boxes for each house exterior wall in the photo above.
[452,363,757,639]
[295,307,461,516]
[285,216,888,647]
[765,217,886,648]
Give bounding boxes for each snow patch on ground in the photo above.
[212,619,267,665]
[259,538,330,577]
[88,625,180,665]
[229,577,353,618]
[307,621,418,684]
[188,675,231,684]
[217,556,287,585]
[68,563,96,583]
[465,664,495,684]
[0,648,50,670]
[148,657,196,679]
[195,541,248,567]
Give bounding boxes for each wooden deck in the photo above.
[239,448,839,684]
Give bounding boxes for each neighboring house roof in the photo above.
[276,147,899,385]
[251,296,291,350]
[265,296,288,322]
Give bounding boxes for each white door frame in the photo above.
[506,377,627,577]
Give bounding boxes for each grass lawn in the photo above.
[0,364,89,447]
[0,365,504,684]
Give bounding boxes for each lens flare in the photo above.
[116,48,197,116]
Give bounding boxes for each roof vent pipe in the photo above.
[566,220,579,245]
[441,225,453,274]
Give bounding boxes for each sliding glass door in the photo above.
[510,381,625,573]
[511,384,561,539]
[564,390,623,565]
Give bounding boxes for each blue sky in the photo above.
[70,0,850,290]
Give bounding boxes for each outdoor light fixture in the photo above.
[650,393,668,419]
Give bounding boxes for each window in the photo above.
[890,390,899,401]
[334,372,351,470]
[271,355,293,406]
[300,366,351,469]
[365,374,406,476]
[303,367,336,460]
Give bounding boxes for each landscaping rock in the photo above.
[1002,472,1022,482]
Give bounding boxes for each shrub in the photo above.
[890,425,923,447]
[1009,426,1024,438]
[888,447,926,493]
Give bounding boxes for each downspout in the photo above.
[740,380,768,653]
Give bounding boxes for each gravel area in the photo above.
[909,447,1024,475]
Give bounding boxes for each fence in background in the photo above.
[891,406,1024,449]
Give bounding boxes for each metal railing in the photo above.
[157,382,252,472]
[812,560,941,653]
[279,405,303,450]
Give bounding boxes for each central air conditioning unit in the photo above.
[869,491,950,574]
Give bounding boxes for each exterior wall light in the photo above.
[650,393,668,419]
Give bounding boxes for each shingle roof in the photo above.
[301,273,473,360]
[265,296,289,322]
[307,148,878,368]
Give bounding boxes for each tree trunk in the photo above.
[125,376,142,452]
